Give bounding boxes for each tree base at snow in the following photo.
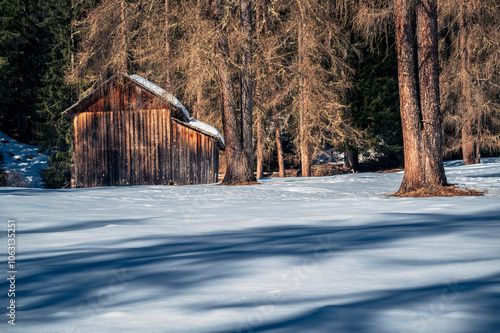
[392,185,484,197]
[220,166,257,186]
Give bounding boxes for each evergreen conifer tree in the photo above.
[36,0,76,188]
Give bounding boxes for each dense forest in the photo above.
[0,0,499,188]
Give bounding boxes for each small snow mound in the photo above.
[188,119,225,146]
[127,74,190,121]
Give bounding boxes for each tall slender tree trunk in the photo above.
[193,0,203,120]
[298,20,311,177]
[165,0,172,87]
[395,0,447,193]
[459,1,476,165]
[256,108,264,179]
[120,0,127,73]
[241,0,254,174]
[262,0,285,177]
[211,0,255,184]
[255,3,264,179]
[475,114,481,163]
[275,126,285,177]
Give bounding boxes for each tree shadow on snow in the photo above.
[0,209,499,332]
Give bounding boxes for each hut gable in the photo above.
[125,74,191,121]
[63,74,190,122]
[64,74,224,187]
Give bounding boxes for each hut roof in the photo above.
[188,119,225,146]
[63,73,225,149]
[62,73,190,122]
[125,74,191,120]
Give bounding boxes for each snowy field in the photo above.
[1,158,500,332]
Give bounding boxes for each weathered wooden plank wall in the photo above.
[72,108,220,187]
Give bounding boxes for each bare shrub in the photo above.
[6,171,29,187]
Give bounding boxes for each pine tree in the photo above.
[345,36,403,168]
[0,0,49,140]
[36,0,77,188]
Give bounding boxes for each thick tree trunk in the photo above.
[298,21,311,177]
[395,0,447,193]
[459,1,476,165]
[462,118,475,164]
[212,0,255,184]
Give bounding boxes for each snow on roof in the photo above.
[126,74,190,121]
[127,74,225,146]
[188,119,225,146]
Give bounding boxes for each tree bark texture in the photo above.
[256,109,264,179]
[344,148,358,170]
[298,20,311,177]
[263,0,285,177]
[212,0,255,184]
[193,0,203,120]
[165,0,172,87]
[459,1,476,165]
[241,0,254,169]
[121,0,127,73]
[395,0,447,193]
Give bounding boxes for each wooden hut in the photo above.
[63,74,225,187]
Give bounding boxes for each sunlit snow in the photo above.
[0,131,48,187]
[1,157,499,332]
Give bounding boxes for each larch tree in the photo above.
[164,0,172,86]
[290,0,353,177]
[129,0,181,90]
[241,0,254,178]
[395,0,447,193]
[68,0,139,92]
[120,0,127,73]
[210,0,256,184]
[297,1,310,177]
[439,0,500,164]
[253,0,287,178]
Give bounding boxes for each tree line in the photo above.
[0,0,498,190]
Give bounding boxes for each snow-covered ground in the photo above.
[0,131,48,187]
[1,158,499,332]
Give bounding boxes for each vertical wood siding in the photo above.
[73,109,220,187]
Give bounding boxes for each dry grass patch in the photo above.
[392,185,485,198]
[218,180,260,186]
[376,168,405,174]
